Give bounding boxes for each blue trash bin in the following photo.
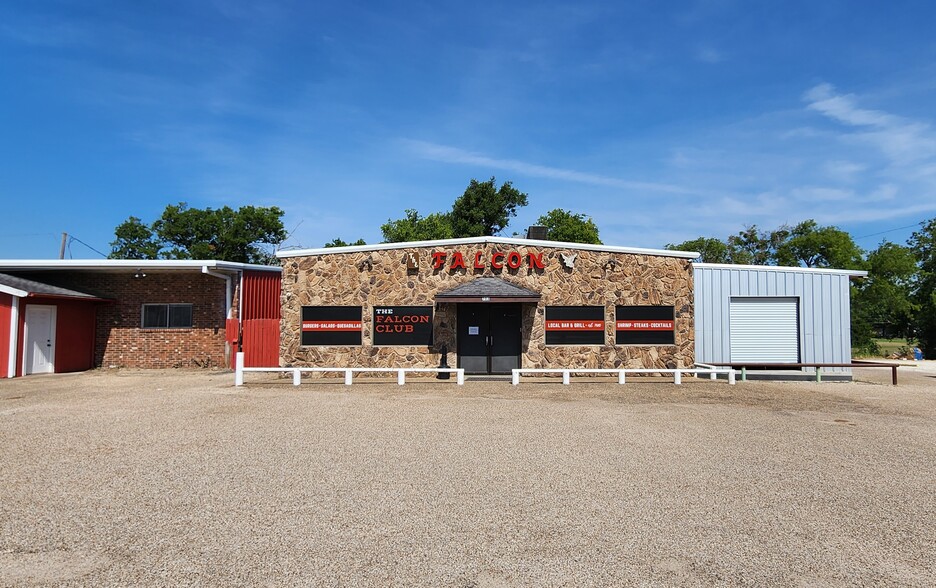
[914,347,923,360]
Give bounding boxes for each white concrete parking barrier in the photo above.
[511,366,736,385]
[234,354,465,387]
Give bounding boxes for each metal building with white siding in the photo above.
[693,263,868,377]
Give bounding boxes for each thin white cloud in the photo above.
[789,186,854,202]
[780,126,827,139]
[822,160,865,183]
[209,0,283,21]
[695,46,723,64]
[403,140,693,194]
[869,183,899,201]
[804,83,936,164]
[812,200,936,224]
[804,83,898,127]
[860,125,936,163]
[0,20,89,47]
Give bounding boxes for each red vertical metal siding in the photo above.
[241,271,281,367]
[242,271,281,320]
[243,319,280,367]
[0,293,12,378]
[18,298,97,375]
[14,306,24,377]
[47,299,97,374]
[225,318,240,355]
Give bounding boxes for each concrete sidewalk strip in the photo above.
[1,368,934,586]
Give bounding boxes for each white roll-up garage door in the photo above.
[729,297,800,363]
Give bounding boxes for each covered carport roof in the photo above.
[0,273,110,301]
[0,259,281,273]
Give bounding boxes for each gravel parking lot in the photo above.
[1,366,935,587]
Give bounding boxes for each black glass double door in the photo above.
[457,303,522,374]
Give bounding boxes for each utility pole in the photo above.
[59,232,67,259]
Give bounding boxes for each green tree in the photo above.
[449,177,528,237]
[775,220,864,269]
[726,225,789,265]
[853,241,918,342]
[109,216,161,260]
[535,209,601,244]
[380,209,454,243]
[109,202,286,264]
[324,238,367,248]
[910,217,936,358]
[666,237,732,263]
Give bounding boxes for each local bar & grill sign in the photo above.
[280,236,695,375]
[544,306,676,345]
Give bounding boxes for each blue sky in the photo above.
[2,0,935,259]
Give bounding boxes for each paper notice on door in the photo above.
[468,326,479,335]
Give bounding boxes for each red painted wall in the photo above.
[12,299,97,376]
[37,298,96,374]
[14,306,24,377]
[0,293,12,378]
[241,271,282,367]
[242,270,281,319]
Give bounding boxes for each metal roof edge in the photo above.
[436,276,543,298]
[276,236,699,259]
[0,284,29,298]
[0,272,109,300]
[692,262,868,277]
[0,259,281,272]
[26,293,111,302]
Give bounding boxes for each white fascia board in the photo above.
[202,267,235,319]
[0,259,281,273]
[693,262,868,277]
[0,284,29,298]
[205,261,282,273]
[7,297,18,378]
[276,236,699,260]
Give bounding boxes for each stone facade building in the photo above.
[278,237,697,374]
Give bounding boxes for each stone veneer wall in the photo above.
[280,244,694,370]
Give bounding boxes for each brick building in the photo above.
[0,260,280,378]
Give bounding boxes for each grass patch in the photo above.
[853,338,913,358]
[875,338,910,355]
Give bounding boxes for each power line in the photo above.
[67,235,109,258]
[3,232,59,238]
[854,222,922,241]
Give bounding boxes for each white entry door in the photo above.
[24,305,56,375]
